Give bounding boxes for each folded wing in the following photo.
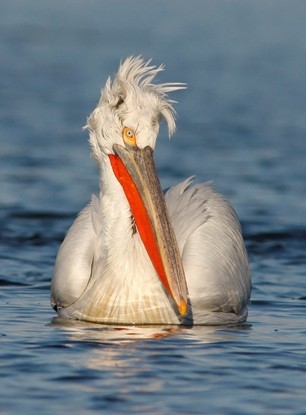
[50,195,102,310]
[165,178,251,324]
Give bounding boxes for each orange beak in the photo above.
[109,143,188,318]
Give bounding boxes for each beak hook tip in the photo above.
[178,299,188,317]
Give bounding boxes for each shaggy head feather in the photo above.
[86,56,186,160]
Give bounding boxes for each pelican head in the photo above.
[86,56,185,157]
[85,57,188,319]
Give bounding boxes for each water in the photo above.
[1,0,306,413]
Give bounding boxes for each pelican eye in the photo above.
[122,127,137,146]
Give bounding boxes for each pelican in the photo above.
[51,56,251,325]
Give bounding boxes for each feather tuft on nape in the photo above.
[92,56,186,137]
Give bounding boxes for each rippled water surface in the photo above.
[1,1,306,414]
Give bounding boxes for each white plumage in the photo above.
[51,56,251,325]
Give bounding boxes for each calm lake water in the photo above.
[1,1,306,414]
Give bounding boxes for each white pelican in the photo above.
[51,56,251,325]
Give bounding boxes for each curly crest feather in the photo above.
[86,57,186,155]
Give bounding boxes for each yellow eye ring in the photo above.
[122,127,137,146]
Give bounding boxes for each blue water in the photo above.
[1,1,306,414]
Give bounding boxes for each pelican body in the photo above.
[51,57,251,325]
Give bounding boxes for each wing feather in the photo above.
[165,177,211,253]
[166,178,251,324]
[50,195,101,309]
